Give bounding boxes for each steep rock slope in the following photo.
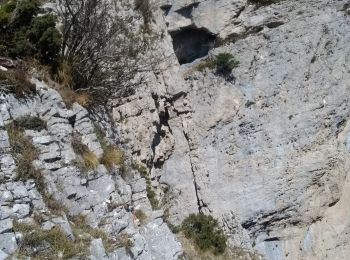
[0,80,182,259]
[113,0,350,259]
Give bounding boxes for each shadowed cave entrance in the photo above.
[170,27,217,64]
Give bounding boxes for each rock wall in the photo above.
[0,79,182,259]
[1,0,350,259]
[112,0,350,259]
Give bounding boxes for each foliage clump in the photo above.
[181,213,227,255]
[214,53,240,75]
[195,52,239,78]
[16,116,46,131]
[0,0,61,64]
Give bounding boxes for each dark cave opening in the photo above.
[170,27,217,64]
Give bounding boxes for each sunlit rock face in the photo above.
[117,0,350,259]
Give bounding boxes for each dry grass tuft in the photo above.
[134,209,147,224]
[13,220,88,259]
[100,144,124,171]
[0,69,36,97]
[70,214,117,253]
[72,134,98,171]
[6,121,43,190]
[59,87,91,107]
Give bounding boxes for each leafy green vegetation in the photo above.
[0,0,61,65]
[16,116,47,131]
[181,213,227,255]
[195,52,239,77]
[214,53,240,76]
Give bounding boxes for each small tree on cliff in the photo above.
[57,0,158,103]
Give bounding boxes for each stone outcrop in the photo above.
[111,0,350,259]
[1,0,350,259]
[0,79,182,259]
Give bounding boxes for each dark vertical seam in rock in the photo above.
[182,129,203,213]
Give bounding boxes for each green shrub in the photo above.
[195,53,239,78]
[146,177,159,209]
[181,213,227,255]
[214,53,239,76]
[0,0,61,65]
[16,116,46,131]
[0,0,16,27]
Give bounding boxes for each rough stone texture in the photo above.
[1,0,350,259]
[111,0,350,259]
[0,77,183,259]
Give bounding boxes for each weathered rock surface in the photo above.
[1,0,350,259]
[0,78,183,259]
[111,0,350,259]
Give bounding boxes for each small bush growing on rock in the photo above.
[146,177,159,210]
[195,52,239,79]
[59,87,92,108]
[116,233,134,255]
[134,209,147,224]
[131,161,148,177]
[181,213,227,255]
[214,53,239,76]
[0,0,61,65]
[16,116,46,131]
[100,144,124,171]
[195,60,216,72]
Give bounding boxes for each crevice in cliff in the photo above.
[151,94,173,169]
[182,129,206,213]
[170,27,217,64]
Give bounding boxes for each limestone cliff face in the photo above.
[113,0,350,259]
[1,0,350,259]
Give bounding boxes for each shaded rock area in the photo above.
[170,27,217,64]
